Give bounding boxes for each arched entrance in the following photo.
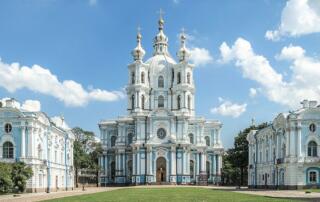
[156,157,166,183]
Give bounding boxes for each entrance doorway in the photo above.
[156,157,166,183]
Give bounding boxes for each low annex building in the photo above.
[247,100,320,189]
[99,16,224,185]
[0,98,75,192]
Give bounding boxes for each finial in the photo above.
[137,25,142,42]
[157,8,165,30]
[251,118,255,126]
[180,27,186,45]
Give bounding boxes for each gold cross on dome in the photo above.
[157,8,165,19]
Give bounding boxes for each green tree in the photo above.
[11,162,33,193]
[72,127,102,187]
[222,122,268,186]
[0,163,13,193]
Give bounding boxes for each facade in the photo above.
[247,100,320,189]
[0,98,74,192]
[99,17,224,186]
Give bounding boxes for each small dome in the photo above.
[131,32,145,61]
[177,31,190,62]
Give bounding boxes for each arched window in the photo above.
[158,76,164,88]
[190,160,194,179]
[187,72,191,84]
[308,141,317,157]
[111,161,115,181]
[158,95,164,108]
[188,95,191,109]
[111,136,116,147]
[205,136,210,146]
[131,72,135,84]
[281,144,286,158]
[141,95,145,109]
[141,72,145,84]
[127,133,133,145]
[189,133,194,144]
[131,94,135,109]
[38,144,42,159]
[206,161,210,179]
[177,72,181,84]
[309,171,317,183]
[3,141,14,159]
[177,95,181,109]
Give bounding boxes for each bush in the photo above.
[0,162,33,193]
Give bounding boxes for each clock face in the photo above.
[157,128,166,139]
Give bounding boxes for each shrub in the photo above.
[0,162,33,193]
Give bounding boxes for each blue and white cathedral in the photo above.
[99,16,224,185]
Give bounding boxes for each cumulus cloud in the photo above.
[21,100,41,112]
[189,47,213,66]
[249,88,258,98]
[219,37,320,108]
[211,98,247,118]
[0,58,125,107]
[265,0,320,41]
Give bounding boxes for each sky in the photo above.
[0,0,320,148]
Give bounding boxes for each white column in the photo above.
[28,127,33,157]
[297,124,302,157]
[196,153,200,175]
[212,155,216,175]
[133,151,136,175]
[21,126,26,158]
[171,147,176,176]
[137,149,140,175]
[218,155,222,175]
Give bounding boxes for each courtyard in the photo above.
[1,186,320,202]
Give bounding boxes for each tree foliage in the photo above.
[222,122,268,186]
[0,162,33,193]
[72,127,102,186]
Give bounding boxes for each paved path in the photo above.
[0,187,121,202]
[232,189,320,200]
[0,186,319,202]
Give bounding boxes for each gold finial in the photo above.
[137,25,142,41]
[157,8,165,30]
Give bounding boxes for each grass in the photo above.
[43,187,301,202]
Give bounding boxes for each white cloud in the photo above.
[219,37,320,108]
[189,47,213,66]
[173,0,180,4]
[21,100,41,112]
[249,88,257,98]
[211,98,247,118]
[0,58,125,107]
[266,0,320,41]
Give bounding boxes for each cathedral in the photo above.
[99,16,224,185]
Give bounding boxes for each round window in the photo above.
[157,128,166,139]
[310,123,316,132]
[4,123,12,133]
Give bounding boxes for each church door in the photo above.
[156,157,166,183]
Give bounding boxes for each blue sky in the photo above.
[0,0,320,148]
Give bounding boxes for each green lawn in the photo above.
[43,187,300,202]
